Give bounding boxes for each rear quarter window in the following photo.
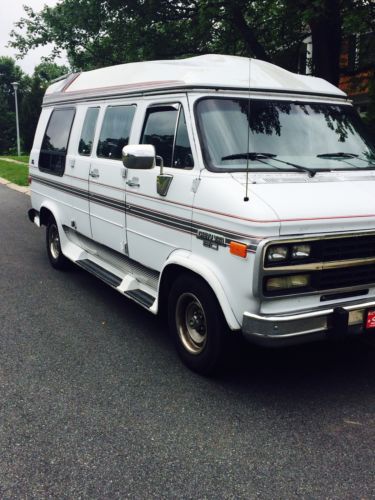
[39,107,75,176]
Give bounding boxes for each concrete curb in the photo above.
[0,176,30,196]
[0,157,28,165]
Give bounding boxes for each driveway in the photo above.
[0,184,374,498]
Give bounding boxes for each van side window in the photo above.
[39,108,75,176]
[79,107,99,156]
[141,105,193,168]
[97,105,136,160]
[141,106,178,167]
[173,107,194,168]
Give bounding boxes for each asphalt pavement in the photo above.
[0,184,374,499]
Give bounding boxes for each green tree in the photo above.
[0,57,69,154]
[33,61,69,84]
[10,1,209,70]
[0,57,28,154]
[8,0,375,85]
[20,62,69,152]
[7,0,302,71]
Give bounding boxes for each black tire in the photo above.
[46,217,70,270]
[168,273,229,375]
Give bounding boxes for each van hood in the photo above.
[232,172,375,236]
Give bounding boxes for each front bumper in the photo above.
[242,299,375,346]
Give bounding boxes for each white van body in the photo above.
[28,54,375,373]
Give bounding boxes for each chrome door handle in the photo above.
[126,179,140,187]
[89,169,100,178]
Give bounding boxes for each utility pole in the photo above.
[12,82,21,156]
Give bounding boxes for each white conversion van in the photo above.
[28,54,375,374]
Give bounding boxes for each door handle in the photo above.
[126,178,140,187]
[89,169,100,178]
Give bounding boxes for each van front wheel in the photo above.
[46,218,69,270]
[168,274,228,375]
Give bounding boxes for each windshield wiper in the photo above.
[222,152,277,161]
[222,152,318,177]
[317,152,358,159]
[317,152,375,169]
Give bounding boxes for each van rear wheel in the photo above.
[46,217,69,270]
[168,274,228,375]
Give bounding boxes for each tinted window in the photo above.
[141,106,178,167]
[97,105,135,159]
[39,108,75,176]
[79,107,99,156]
[173,108,194,168]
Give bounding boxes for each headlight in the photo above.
[266,274,311,292]
[291,244,311,259]
[265,241,313,267]
[266,245,288,263]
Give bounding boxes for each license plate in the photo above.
[365,310,375,330]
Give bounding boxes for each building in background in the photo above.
[300,32,374,118]
[339,32,375,117]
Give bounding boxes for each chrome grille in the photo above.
[262,232,375,297]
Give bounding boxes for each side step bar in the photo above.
[76,258,156,310]
[125,289,155,308]
[77,259,122,287]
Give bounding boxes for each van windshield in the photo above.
[195,98,375,173]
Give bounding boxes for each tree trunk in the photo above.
[309,0,341,86]
[227,5,271,62]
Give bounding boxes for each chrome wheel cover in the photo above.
[176,293,207,355]
[49,224,60,260]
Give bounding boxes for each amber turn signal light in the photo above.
[229,241,248,258]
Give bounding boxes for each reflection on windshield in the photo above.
[196,98,375,172]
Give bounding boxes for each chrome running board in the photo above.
[64,226,158,311]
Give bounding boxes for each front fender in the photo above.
[160,249,241,330]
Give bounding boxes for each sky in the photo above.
[0,0,68,74]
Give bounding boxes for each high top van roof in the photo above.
[44,54,347,105]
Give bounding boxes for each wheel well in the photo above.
[39,207,54,226]
[158,264,218,317]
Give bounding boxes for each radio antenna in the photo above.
[244,57,251,202]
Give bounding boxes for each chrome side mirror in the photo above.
[122,144,155,169]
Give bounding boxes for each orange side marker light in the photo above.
[229,241,248,258]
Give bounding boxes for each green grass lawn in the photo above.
[2,155,29,164]
[0,159,29,186]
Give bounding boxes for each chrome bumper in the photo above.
[242,300,375,346]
